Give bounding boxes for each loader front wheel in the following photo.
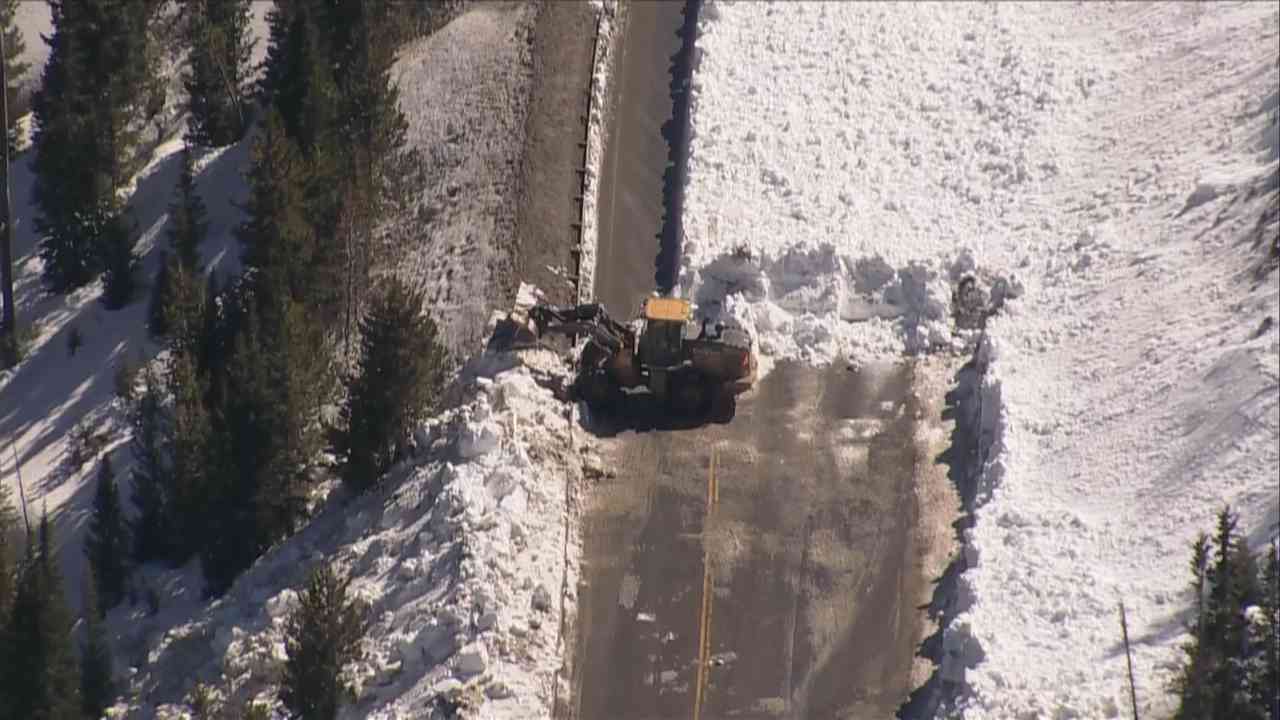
[669,369,711,416]
[577,369,621,414]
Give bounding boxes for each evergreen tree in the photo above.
[0,484,12,712]
[0,480,17,629]
[79,566,114,719]
[0,485,14,716]
[147,250,173,338]
[197,270,227,387]
[163,259,206,360]
[32,0,160,294]
[98,211,138,310]
[1251,540,1280,720]
[1207,508,1260,717]
[1,0,30,156]
[168,146,210,272]
[324,1,410,345]
[326,1,407,192]
[31,34,102,297]
[281,563,368,720]
[130,364,173,565]
[1177,508,1272,720]
[4,513,81,720]
[259,2,337,157]
[336,278,447,491]
[168,349,213,562]
[236,110,316,311]
[85,0,167,190]
[84,456,130,612]
[183,0,254,147]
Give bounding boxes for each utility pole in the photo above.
[0,26,16,344]
[1119,601,1140,720]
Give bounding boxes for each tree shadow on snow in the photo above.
[0,133,252,603]
[653,0,701,296]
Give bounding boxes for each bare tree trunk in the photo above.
[0,27,16,340]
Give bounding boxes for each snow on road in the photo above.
[681,1,1278,717]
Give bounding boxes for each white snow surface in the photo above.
[576,0,619,305]
[683,1,1279,717]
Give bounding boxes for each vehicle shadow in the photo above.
[576,388,735,437]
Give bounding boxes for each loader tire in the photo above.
[577,369,621,414]
[669,369,711,416]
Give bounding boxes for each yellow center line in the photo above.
[693,446,719,720]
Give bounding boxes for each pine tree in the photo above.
[1177,508,1272,720]
[0,487,11,720]
[198,270,222,361]
[1,0,30,156]
[32,0,162,294]
[337,278,447,491]
[147,250,174,338]
[236,109,316,311]
[98,210,138,310]
[183,0,254,147]
[326,1,407,192]
[1251,540,1280,720]
[281,563,368,720]
[324,1,410,346]
[84,456,130,612]
[130,364,173,565]
[1207,508,1259,717]
[86,0,166,190]
[259,2,337,157]
[79,565,114,719]
[168,145,210,271]
[4,513,81,720]
[31,0,102,293]
[163,259,207,360]
[168,348,213,562]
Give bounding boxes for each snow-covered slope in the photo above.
[0,2,271,615]
[3,3,616,718]
[680,1,1278,717]
[108,343,589,718]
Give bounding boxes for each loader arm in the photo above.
[529,304,635,354]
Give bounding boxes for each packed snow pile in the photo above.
[682,1,1279,717]
[576,0,619,304]
[108,341,587,719]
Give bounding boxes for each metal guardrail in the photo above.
[569,10,605,303]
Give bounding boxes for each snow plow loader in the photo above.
[526,297,756,417]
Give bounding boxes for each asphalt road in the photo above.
[567,2,944,717]
[593,0,688,320]
[570,362,930,720]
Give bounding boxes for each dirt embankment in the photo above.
[392,0,598,354]
[511,1,598,308]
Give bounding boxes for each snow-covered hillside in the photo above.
[680,1,1278,717]
[2,2,618,718]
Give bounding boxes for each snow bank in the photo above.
[114,344,588,719]
[682,1,1279,717]
[576,0,619,304]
